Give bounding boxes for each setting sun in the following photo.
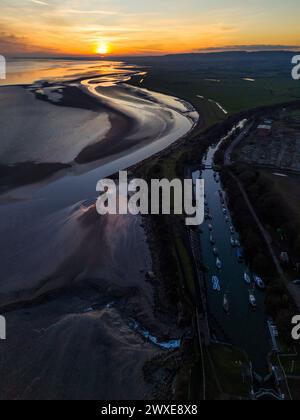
[96,42,109,55]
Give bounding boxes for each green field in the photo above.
[133,73,300,128]
[207,344,251,399]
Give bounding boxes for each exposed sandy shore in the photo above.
[0,62,196,399]
[0,86,111,165]
[0,68,198,190]
[0,201,174,399]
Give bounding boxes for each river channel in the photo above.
[197,123,271,375]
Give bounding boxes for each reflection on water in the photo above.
[129,320,181,350]
[0,58,138,86]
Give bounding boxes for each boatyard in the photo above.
[233,111,300,172]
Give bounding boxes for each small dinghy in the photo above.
[210,235,215,245]
[254,276,266,290]
[230,236,236,247]
[223,293,230,314]
[208,223,213,231]
[230,226,235,234]
[213,247,218,256]
[216,258,222,270]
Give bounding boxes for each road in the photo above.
[224,119,300,310]
[224,123,254,166]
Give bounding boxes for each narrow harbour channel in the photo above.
[194,122,272,376]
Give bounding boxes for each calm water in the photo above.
[199,131,271,375]
[0,58,135,86]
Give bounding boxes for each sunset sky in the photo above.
[1,0,300,56]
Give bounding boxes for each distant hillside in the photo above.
[122,51,297,77]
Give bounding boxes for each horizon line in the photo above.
[5,48,300,60]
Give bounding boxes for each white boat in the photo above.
[230,226,235,234]
[225,216,230,223]
[208,224,213,231]
[223,294,230,313]
[223,208,227,215]
[216,258,222,270]
[254,276,266,290]
[213,247,218,256]
[230,236,236,247]
[235,239,241,247]
[212,276,221,292]
[210,235,215,245]
[249,292,257,308]
[244,273,251,284]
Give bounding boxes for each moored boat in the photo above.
[216,257,222,270]
[223,293,230,313]
[236,248,244,263]
[254,276,266,290]
[244,272,251,284]
[212,276,221,292]
[249,291,257,308]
